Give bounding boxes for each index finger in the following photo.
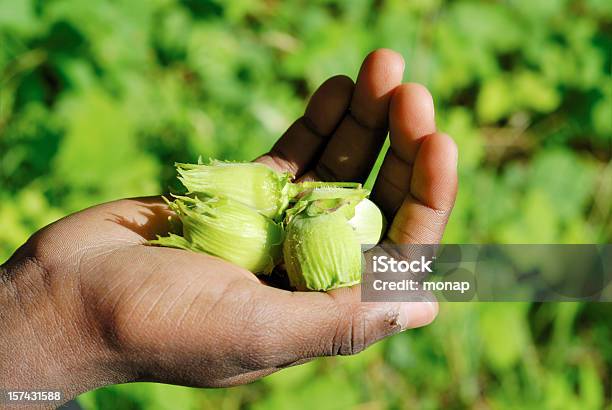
[256,75,354,176]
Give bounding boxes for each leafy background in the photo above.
[1,0,611,409]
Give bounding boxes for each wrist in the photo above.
[0,256,130,404]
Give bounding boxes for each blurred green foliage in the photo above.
[1,0,610,409]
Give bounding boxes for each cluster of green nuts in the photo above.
[150,160,386,291]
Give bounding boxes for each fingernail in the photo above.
[397,300,438,330]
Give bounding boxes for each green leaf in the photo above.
[478,303,530,371]
[477,76,514,123]
[52,88,160,209]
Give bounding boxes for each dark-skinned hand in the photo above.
[0,49,457,406]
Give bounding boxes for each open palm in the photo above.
[4,49,457,399]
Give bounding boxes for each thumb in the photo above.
[248,285,437,367]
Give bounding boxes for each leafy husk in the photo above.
[150,195,284,274]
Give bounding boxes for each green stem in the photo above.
[297,181,362,189]
[286,181,363,199]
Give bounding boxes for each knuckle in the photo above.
[333,307,369,356]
